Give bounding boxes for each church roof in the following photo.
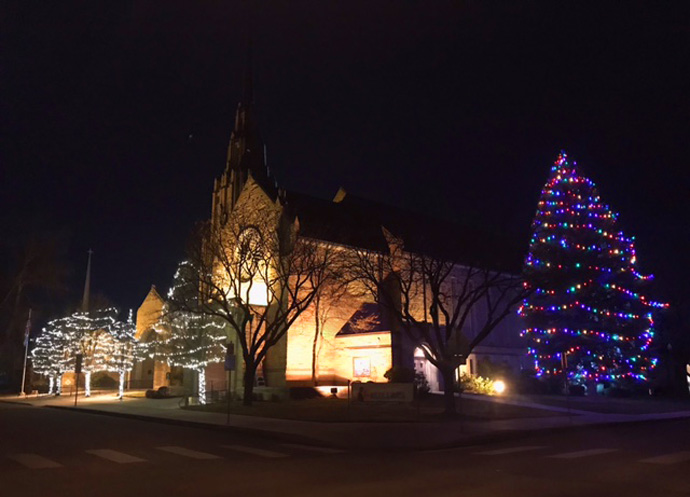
[336,302,391,336]
[284,190,525,273]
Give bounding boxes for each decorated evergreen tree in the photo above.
[521,152,667,391]
[155,261,226,404]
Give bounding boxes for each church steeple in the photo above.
[242,39,254,109]
[81,249,92,312]
[212,38,275,227]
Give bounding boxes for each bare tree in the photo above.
[349,232,528,416]
[310,270,348,385]
[0,231,68,389]
[171,212,337,405]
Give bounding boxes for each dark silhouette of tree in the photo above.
[171,215,338,406]
[348,230,527,416]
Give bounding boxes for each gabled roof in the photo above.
[336,303,391,336]
[284,189,525,272]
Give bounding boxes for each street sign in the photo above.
[224,343,236,371]
[75,353,83,375]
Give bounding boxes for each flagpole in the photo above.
[19,308,32,397]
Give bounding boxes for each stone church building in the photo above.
[130,66,525,399]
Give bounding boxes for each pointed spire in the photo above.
[81,249,93,312]
[242,38,254,107]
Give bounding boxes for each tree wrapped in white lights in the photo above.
[31,316,72,395]
[156,261,226,404]
[105,310,137,398]
[65,308,120,397]
[31,307,138,397]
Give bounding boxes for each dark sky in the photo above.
[2,2,689,312]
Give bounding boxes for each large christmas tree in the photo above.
[521,152,667,391]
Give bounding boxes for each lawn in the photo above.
[185,393,564,422]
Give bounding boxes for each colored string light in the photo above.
[521,152,667,388]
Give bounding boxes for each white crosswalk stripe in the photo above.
[281,443,345,454]
[156,446,221,460]
[86,449,146,463]
[8,453,62,469]
[476,446,547,455]
[550,448,617,459]
[221,445,288,458]
[640,451,690,465]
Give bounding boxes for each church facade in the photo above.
[131,69,526,399]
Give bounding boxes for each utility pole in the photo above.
[19,309,32,396]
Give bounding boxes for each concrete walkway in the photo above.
[4,392,690,450]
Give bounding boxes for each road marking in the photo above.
[86,449,146,463]
[640,451,690,465]
[550,448,617,459]
[281,443,345,454]
[156,446,221,460]
[8,453,62,469]
[221,445,288,458]
[476,446,547,456]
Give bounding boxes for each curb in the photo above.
[0,399,36,407]
[45,405,336,448]
[37,403,690,452]
[416,412,690,451]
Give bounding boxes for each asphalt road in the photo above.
[1,402,689,497]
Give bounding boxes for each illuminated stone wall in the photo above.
[334,332,392,383]
[132,286,168,389]
[135,286,164,340]
[225,177,289,389]
[285,289,363,384]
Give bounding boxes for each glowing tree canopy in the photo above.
[155,261,227,404]
[106,310,137,398]
[31,317,72,395]
[31,307,138,397]
[520,152,667,390]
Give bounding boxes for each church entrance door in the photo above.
[413,347,440,392]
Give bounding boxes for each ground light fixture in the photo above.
[493,380,506,395]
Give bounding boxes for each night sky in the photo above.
[3,2,689,313]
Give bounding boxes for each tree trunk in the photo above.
[118,371,125,399]
[311,298,320,386]
[441,366,457,417]
[243,365,256,406]
[197,367,207,405]
[84,371,92,397]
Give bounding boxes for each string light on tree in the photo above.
[521,152,667,390]
[31,307,138,398]
[155,261,226,405]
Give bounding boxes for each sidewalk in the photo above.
[4,392,690,450]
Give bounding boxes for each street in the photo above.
[1,401,689,497]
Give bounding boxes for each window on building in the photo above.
[353,357,371,377]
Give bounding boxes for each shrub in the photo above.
[92,372,117,388]
[384,366,415,383]
[515,372,548,394]
[457,373,495,395]
[289,387,322,400]
[414,371,430,397]
[568,384,586,396]
[605,386,632,398]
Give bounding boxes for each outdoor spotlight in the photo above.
[493,380,506,394]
